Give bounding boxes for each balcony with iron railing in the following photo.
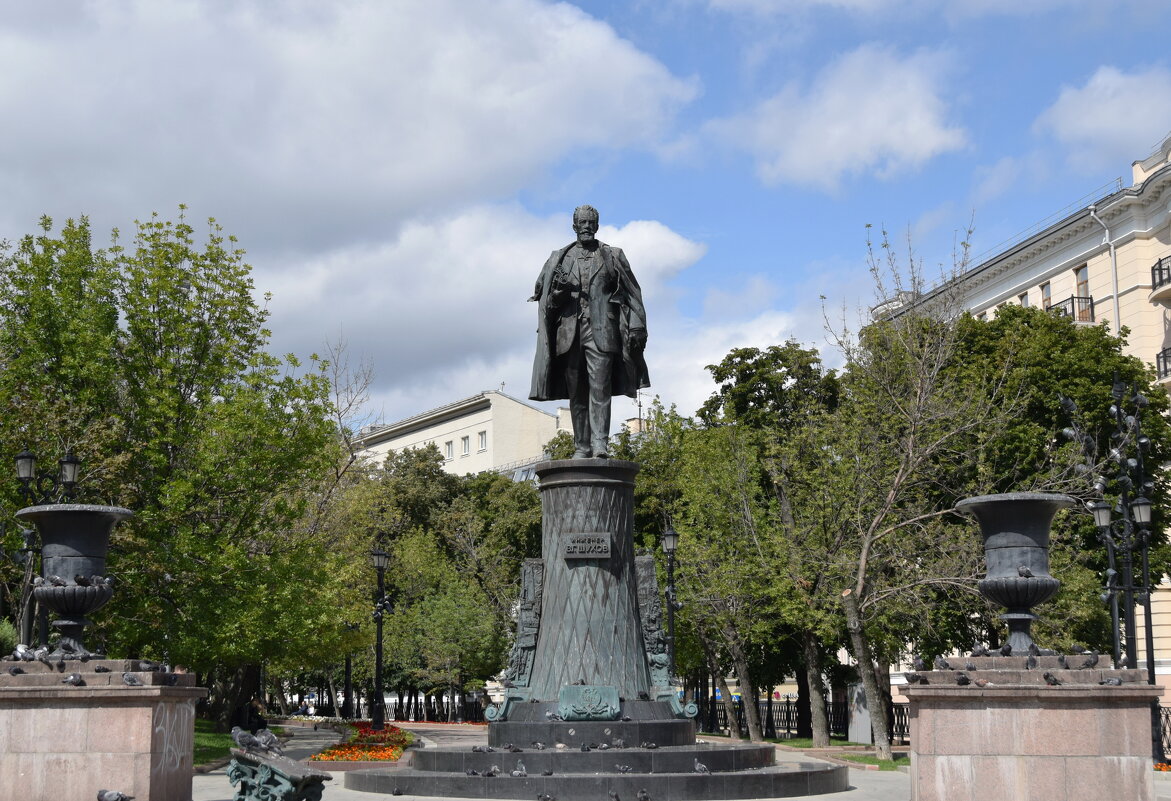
[1157,347,1171,382]
[1046,295,1095,324]
[1151,256,1171,303]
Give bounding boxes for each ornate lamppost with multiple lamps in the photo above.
[370,547,391,731]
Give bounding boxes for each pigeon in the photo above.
[903,672,926,685]
[1099,677,1123,686]
[231,727,263,751]
[1077,650,1099,670]
[598,742,610,750]
[611,738,625,749]
[465,769,480,776]
[7,666,24,676]
[1043,672,1062,686]
[74,574,92,586]
[505,742,523,753]
[621,715,632,721]
[122,673,143,686]
[545,711,564,721]
[531,741,547,750]
[163,673,179,686]
[47,575,67,586]
[138,660,163,672]
[964,661,978,672]
[999,644,1012,657]
[32,576,45,587]
[637,690,649,700]
[472,745,493,753]
[911,655,927,671]
[955,673,971,686]
[1018,565,1034,578]
[934,656,952,672]
[511,760,527,778]
[33,646,51,666]
[1025,654,1038,671]
[14,643,35,661]
[537,794,556,801]
[254,729,284,755]
[485,765,500,777]
[581,742,591,752]
[94,665,111,673]
[97,791,134,801]
[637,791,650,801]
[1057,654,1070,670]
[640,741,658,749]
[616,764,632,773]
[1070,643,1087,654]
[970,643,989,657]
[391,789,402,796]
[1027,643,1041,657]
[973,678,992,688]
[502,678,517,688]
[541,769,554,776]
[1117,654,1129,669]
[608,792,621,801]
[62,672,84,686]
[694,759,710,774]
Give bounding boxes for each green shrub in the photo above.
[0,619,17,657]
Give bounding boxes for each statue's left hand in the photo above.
[629,328,647,351]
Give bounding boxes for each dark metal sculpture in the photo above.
[16,503,133,659]
[529,205,649,459]
[956,492,1074,653]
[227,749,331,801]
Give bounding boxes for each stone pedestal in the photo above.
[0,662,206,801]
[905,682,1161,801]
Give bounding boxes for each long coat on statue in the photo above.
[529,241,650,402]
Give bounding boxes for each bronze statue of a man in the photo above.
[529,205,649,458]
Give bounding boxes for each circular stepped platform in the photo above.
[344,741,848,799]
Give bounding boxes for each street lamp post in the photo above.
[662,527,679,680]
[371,548,390,731]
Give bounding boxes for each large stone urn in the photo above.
[955,492,1074,653]
[16,503,133,659]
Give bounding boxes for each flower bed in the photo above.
[308,721,413,763]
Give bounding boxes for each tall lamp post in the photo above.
[1078,378,1162,763]
[662,527,679,680]
[371,548,390,731]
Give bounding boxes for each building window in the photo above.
[478,431,487,451]
[1074,264,1089,297]
[1019,293,1029,307]
[444,441,453,460]
[1040,282,1051,309]
[461,436,470,456]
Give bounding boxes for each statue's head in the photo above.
[572,205,599,244]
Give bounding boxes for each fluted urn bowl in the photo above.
[955,492,1074,652]
[17,503,133,658]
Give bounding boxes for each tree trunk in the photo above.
[699,632,739,738]
[724,627,764,742]
[841,589,892,760]
[801,630,831,747]
[449,683,458,722]
[327,675,339,718]
[795,663,811,739]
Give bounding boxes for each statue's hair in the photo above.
[573,205,599,223]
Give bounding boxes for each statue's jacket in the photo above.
[529,241,650,401]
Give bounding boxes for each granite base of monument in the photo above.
[905,656,1161,801]
[0,661,205,801]
[345,459,848,799]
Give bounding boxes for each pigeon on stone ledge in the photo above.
[637,790,650,801]
[97,791,134,801]
[122,673,143,686]
[615,764,632,773]
[694,759,710,774]
[7,666,24,676]
[62,673,85,686]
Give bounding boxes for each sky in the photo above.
[3,0,1171,431]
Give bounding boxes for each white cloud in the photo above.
[1034,65,1171,173]
[0,0,695,253]
[707,0,1103,15]
[257,203,706,425]
[705,44,966,191]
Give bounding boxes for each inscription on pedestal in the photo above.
[563,532,611,559]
